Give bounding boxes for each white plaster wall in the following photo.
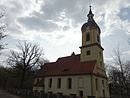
[92,75,110,98]
[44,75,92,98]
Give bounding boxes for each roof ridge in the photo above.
[56,54,80,62]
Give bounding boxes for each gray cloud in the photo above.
[18,16,58,32]
[16,0,91,33]
[0,0,130,63]
[63,26,70,31]
[40,0,89,24]
[0,0,32,36]
[1,0,130,37]
[118,7,130,22]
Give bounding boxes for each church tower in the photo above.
[80,6,105,70]
[80,6,109,98]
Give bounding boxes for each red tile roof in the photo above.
[37,54,97,77]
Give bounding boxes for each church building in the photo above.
[33,6,110,98]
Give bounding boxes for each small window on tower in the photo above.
[86,32,90,41]
[86,50,91,55]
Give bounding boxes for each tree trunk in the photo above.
[20,70,26,89]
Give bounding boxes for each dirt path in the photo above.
[0,89,22,98]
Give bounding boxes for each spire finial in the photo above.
[89,4,92,13]
[89,5,91,11]
[87,4,94,21]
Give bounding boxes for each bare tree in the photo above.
[0,12,6,52]
[108,66,125,98]
[111,46,130,97]
[7,41,44,88]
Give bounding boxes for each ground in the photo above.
[0,89,22,98]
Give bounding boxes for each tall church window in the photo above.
[57,78,61,88]
[102,80,104,86]
[95,78,98,90]
[67,78,72,89]
[86,32,90,41]
[49,78,52,88]
[97,35,100,43]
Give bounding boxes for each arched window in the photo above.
[67,78,72,89]
[57,78,61,88]
[49,78,52,88]
[97,35,100,43]
[95,78,98,90]
[86,32,90,41]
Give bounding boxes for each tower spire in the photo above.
[87,5,94,21]
[89,5,92,13]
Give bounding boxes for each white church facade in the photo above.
[33,6,110,98]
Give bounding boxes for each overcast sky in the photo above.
[0,0,130,66]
